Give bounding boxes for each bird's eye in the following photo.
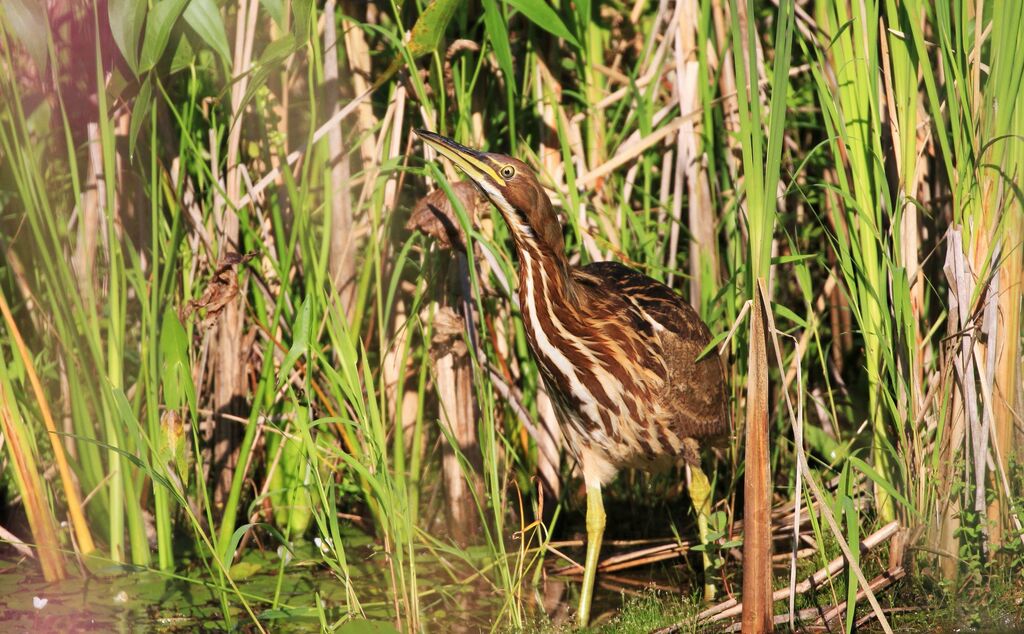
[500,165,516,179]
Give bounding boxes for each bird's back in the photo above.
[565,261,729,472]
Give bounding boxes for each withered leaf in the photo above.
[406,181,485,252]
[431,306,468,358]
[432,306,465,340]
[183,251,258,327]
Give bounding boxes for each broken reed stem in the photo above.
[700,520,900,623]
[578,108,702,187]
[816,567,906,626]
[720,569,903,634]
[789,327,805,630]
[0,521,35,560]
[551,493,837,577]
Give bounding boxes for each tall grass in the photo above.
[0,0,1021,631]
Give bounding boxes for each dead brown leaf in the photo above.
[431,306,468,358]
[183,251,258,328]
[406,181,484,252]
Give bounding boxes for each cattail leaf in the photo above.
[771,302,807,328]
[481,0,515,93]
[506,0,579,48]
[292,0,313,44]
[168,27,195,73]
[277,296,312,391]
[128,75,152,159]
[107,0,146,74]
[4,0,49,73]
[139,0,190,72]
[259,0,284,28]
[159,308,196,419]
[406,0,462,59]
[183,0,230,67]
[849,456,917,518]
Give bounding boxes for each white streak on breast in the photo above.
[520,252,604,426]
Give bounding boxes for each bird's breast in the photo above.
[516,255,693,476]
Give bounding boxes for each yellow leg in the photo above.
[688,464,716,602]
[577,485,605,628]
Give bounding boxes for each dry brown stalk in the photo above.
[551,494,834,577]
[534,55,563,190]
[432,304,482,544]
[324,0,357,318]
[944,227,989,550]
[235,79,377,210]
[578,110,701,188]
[815,567,906,626]
[718,609,824,633]
[670,0,718,303]
[212,0,260,510]
[987,204,1023,546]
[712,0,742,182]
[553,526,812,577]
[597,572,679,596]
[484,344,562,502]
[74,123,101,300]
[741,280,773,633]
[972,345,1024,547]
[341,0,377,166]
[701,520,900,623]
[0,522,34,560]
[407,182,486,543]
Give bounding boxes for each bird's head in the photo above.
[415,129,564,258]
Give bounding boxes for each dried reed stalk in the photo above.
[324,0,357,316]
[989,217,1022,543]
[341,0,377,165]
[212,0,261,509]
[433,299,482,544]
[742,280,773,633]
[701,520,900,623]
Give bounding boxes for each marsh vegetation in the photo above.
[0,0,1022,631]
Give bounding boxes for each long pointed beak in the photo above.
[415,129,505,186]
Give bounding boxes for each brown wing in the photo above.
[576,261,707,339]
[575,261,729,445]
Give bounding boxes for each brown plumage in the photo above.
[415,130,728,627]
[547,261,728,480]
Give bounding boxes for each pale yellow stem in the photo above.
[577,485,606,628]
[688,464,716,602]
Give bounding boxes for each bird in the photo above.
[415,129,729,628]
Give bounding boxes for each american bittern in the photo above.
[416,130,728,627]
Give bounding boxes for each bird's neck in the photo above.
[514,237,588,410]
[516,240,576,312]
